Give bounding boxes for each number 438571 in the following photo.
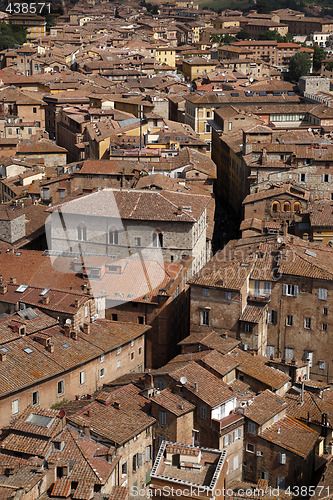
[6,3,51,14]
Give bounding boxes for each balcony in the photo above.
[247,294,270,304]
[212,412,244,433]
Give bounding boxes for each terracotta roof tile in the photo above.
[261,416,319,458]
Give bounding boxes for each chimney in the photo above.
[86,409,91,418]
[47,343,55,353]
[64,324,71,337]
[0,283,7,294]
[176,206,182,216]
[10,277,16,284]
[74,299,80,308]
[71,330,78,340]
[194,382,198,392]
[0,352,7,362]
[83,425,90,437]
[42,296,50,305]
[83,323,90,334]
[113,401,120,409]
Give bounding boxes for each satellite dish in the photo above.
[277,237,283,244]
[249,77,254,83]
[308,127,312,133]
[65,319,72,324]
[180,376,187,385]
[222,72,226,77]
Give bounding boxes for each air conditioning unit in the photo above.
[256,451,263,457]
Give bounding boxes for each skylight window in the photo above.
[62,343,71,349]
[16,284,29,293]
[40,288,50,296]
[25,413,55,428]
[0,347,9,353]
[23,347,33,354]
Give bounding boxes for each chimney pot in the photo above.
[10,277,16,284]
[0,352,7,362]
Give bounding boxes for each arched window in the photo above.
[282,202,291,212]
[153,231,163,248]
[77,224,87,241]
[293,202,301,213]
[109,228,119,245]
[272,201,280,213]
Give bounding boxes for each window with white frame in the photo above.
[322,174,331,183]
[12,399,19,415]
[263,282,271,295]
[233,455,239,470]
[305,350,313,367]
[233,428,242,440]
[246,443,255,453]
[57,380,64,395]
[117,360,121,369]
[223,434,232,446]
[282,284,298,297]
[285,348,293,359]
[79,371,85,385]
[145,445,152,462]
[200,309,209,326]
[304,317,311,329]
[319,360,325,370]
[278,452,286,464]
[266,345,275,357]
[286,315,293,326]
[318,288,327,301]
[202,288,209,297]
[77,225,87,241]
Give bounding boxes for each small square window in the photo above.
[319,360,326,370]
[131,352,135,360]
[117,347,121,355]
[138,316,144,324]
[79,371,85,385]
[323,323,328,331]
[246,443,255,453]
[202,288,209,297]
[139,347,142,355]
[225,291,232,300]
[57,380,64,395]
[324,308,328,316]
[117,360,121,368]
[131,340,135,347]
[100,354,104,363]
[100,368,105,377]
[112,313,118,321]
